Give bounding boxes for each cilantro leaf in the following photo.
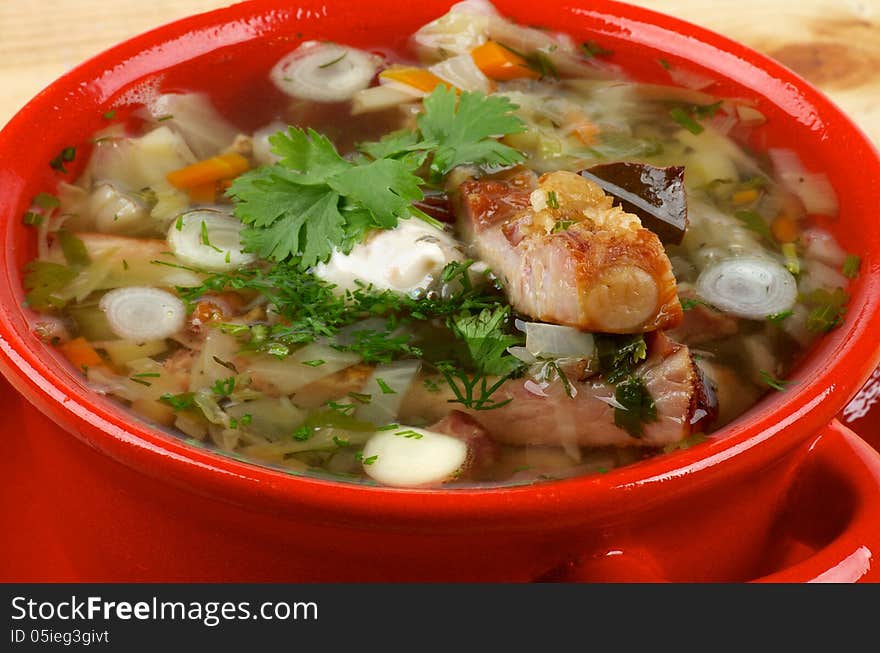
[358,129,430,160]
[231,172,346,268]
[268,127,351,183]
[228,89,527,268]
[229,130,425,267]
[448,307,523,377]
[328,158,424,229]
[418,87,526,179]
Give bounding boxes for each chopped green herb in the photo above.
[438,364,514,411]
[175,215,185,231]
[132,372,161,378]
[552,219,573,233]
[596,334,648,384]
[581,40,613,57]
[347,391,372,404]
[23,261,77,310]
[842,254,861,279]
[332,435,351,447]
[318,52,347,68]
[344,328,420,364]
[156,114,174,122]
[327,400,356,416]
[511,465,532,473]
[240,413,253,426]
[33,192,60,209]
[49,146,77,173]
[734,209,773,242]
[423,378,441,393]
[306,409,376,432]
[159,392,196,411]
[211,376,236,397]
[802,287,849,333]
[766,310,793,323]
[740,176,769,189]
[293,425,313,441]
[759,369,790,391]
[522,49,558,79]
[122,259,129,270]
[176,256,515,408]
[680,297,702,311]
[376,423,399,431]
[301,359,326,367]
[692,101,723,119]
[548,361,575,399]
[658,58,672,70]
[129,377,152,387]
[669,107,704,135]
[103,110,117,120]
[395,429,423,439]
[613,377,657,438]
[22,212,43,226]
[546,190,559,209]
[375,377,396,394]
[199,220,222,253]
[57,230,91,267]
[435,306,525,410]
[266,342,290,357]
[448,306,523,378]
[356,453,378,465]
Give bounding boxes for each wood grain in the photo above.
[1,0,878,143]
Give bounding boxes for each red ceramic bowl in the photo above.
[1,0,880,583]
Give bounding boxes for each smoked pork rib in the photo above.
[456,170,683,333]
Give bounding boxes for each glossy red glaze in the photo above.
[1,0,879,582]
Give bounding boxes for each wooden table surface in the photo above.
[1,0,878,145]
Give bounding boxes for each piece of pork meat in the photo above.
[456,169,683,333]
[401,333,714,448]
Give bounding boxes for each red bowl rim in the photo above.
[1,0,879,526]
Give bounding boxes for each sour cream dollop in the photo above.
[314,220,470,295]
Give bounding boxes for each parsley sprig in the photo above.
[365,86,526,181]
[228,129,424,268]
[228,87,526,269]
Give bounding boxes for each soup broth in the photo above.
[22,0,859,488]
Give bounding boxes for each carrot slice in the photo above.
[59,336,104,370]
[379,66,456,93]
[167,152,250,191]
[732,188,760,204]
[471,41,540,81]
[771,213,799,243]
[187,183,217,204]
